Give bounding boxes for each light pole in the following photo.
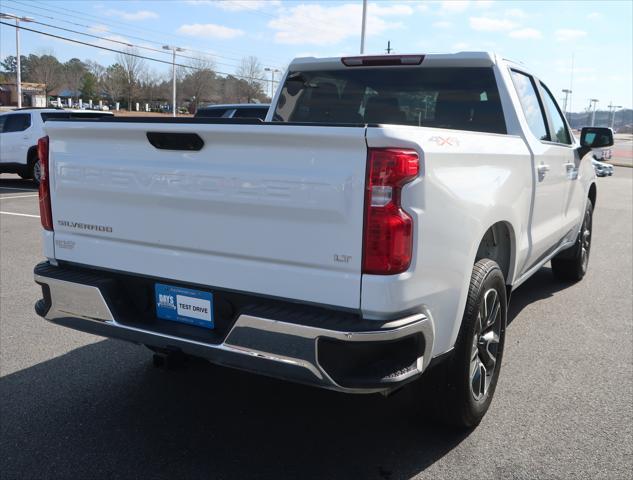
[608,103,622,130]
[264,67,280,99]
[1,13,34,108]
[360,0,367,54]
[589,98,599,126]
[163,45,184,117]
[562,89,572,117]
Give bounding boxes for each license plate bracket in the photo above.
[154,283,214,329]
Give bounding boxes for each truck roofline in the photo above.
[289,51,498,70]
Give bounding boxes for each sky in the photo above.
[0,0,631,111]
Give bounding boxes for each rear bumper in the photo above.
[34,262,435,393]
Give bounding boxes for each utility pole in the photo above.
[0,13,34,108]
[264,67,280,99]
[163,45,184,117]
[568,53,575,118]
[562,89,572,117]
[385,41,393,54]
[608,102,622,130]
[360,0,367,54]
[589,98,599,127]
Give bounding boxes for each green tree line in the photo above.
[0,50,270,110]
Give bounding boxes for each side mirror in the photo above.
[580,127,614,149]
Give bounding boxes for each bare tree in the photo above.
[85,60,106,82]
[181,56,217,111]
[116,48,147,109]
[236,56,265,103]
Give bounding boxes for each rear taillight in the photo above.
[362,148,419,275]
[37,136,53,231]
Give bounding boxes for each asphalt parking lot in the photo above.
[1,169,631,480]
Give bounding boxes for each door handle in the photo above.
[537,163,550,181]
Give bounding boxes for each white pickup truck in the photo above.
[33,52,613,428]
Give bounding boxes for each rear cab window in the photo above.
[273,67,506,134]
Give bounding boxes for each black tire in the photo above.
[551,199,593,282]
[17,169,29,180]
[427,259,507,428]
[26,151,41,186]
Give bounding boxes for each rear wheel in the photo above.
[25,151,41,186]
[31,159,42,186]
[551,199,593,282]
[425,259,507,428]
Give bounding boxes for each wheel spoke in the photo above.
[487,300,500,329]
[479,331,499,367]
[484,289,497,320]
[471,358,485,399]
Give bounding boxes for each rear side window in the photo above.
[274,67,506,134]
[0,115,6,132]
[2,113,31,133]
[232,107,268,120]
[510,70,548,141]
[195,108,229,118]
[540,83,572,145]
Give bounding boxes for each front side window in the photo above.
[510,70,548,141]
[0,115,7,133]
[540,83,572,145]
[274,67,506,134]
[2,113,31,133]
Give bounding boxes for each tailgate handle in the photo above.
[146,132,204,151]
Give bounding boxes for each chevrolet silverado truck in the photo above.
[33,52,613,428]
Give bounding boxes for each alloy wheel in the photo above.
[470,288,501,401]
[580,208,592,273]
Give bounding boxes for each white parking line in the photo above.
[0,187,37,192]
[0,211,39,218]
[0,194,39,199]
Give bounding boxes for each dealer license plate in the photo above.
[154,283,214,329]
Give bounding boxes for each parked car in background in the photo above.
[592,158,614,177]
[34,52,613,428]
[195,104,270,120]
[0,108,113,184]
[593,146,612,162]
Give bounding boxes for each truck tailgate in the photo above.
[45,121,368,309]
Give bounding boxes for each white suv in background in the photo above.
[0,108,113,184]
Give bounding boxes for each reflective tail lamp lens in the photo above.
[37,136,53,231]
[362,148,419,274]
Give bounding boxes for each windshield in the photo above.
[274,67,506,134]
